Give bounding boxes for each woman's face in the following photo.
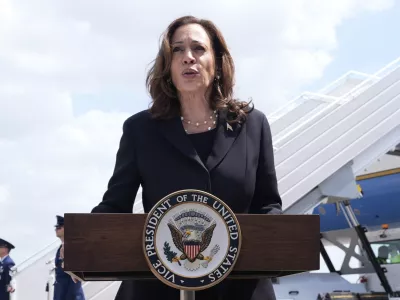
[170,23,216,96]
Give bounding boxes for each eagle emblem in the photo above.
[164,209,220,271]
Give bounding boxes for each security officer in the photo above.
[0,238,15,300]
[53,215,85,300]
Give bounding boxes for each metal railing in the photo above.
[272,56,400,151]
[317,70,380,95]
[90,282,120,300]
[13,240,59,274]
[338,57,400,102]
[267,68,384,125]
[268,92,340,123]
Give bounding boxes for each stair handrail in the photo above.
[89,282,120,300]
[272,56,400,149]
[268,65,387,125]
[13,240,60,274]
[338,57,400,102]
[268,70,373,122]
[268,91,340,123]
[317,70,380,95]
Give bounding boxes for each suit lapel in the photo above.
[206,109,242,172]
[156,116,206,170]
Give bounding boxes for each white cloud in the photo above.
[0,184,10,204]
[0,0,394,263]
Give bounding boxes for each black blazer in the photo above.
[91,107,282,300]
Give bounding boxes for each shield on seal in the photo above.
[184,241,201,261]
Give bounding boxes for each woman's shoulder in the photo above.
[124,109,152,126]
[121,109,160,133]
[245,107,270,127]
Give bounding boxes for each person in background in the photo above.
[376,245,388,264]
[91,15,282,300]
[0,238,15,300]
[53,215,85,300]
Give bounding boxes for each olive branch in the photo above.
[163,242,181,266]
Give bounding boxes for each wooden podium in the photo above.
[63,213,320,284]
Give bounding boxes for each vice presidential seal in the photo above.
[143,190,242,291]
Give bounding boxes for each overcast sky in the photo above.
[1,0,399,264]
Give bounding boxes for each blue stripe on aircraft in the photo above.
[312,172,400,232]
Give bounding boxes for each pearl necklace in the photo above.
[181,110,218,132]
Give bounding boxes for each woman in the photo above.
[91,15,282,300]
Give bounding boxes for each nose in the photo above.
[183,50,195,64]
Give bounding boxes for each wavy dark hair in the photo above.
[146,15,253,123]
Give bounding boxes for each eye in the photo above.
[172,47,183,52]
[194,45,205,51]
